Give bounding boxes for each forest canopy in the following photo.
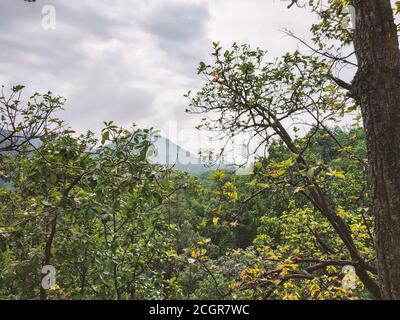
[0,84,374,299]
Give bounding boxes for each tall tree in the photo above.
[188,44,382,299]
[351,0,400,300]
[287,0,400,299]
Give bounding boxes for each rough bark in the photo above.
[352,0,400,299]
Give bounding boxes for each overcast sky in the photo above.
[0,0,316,153]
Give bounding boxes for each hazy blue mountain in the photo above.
[148,136,228,175]
[0,128,228,176]
[0,128,41,152]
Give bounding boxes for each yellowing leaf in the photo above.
[212,217,220,225]
[327,170,346,180]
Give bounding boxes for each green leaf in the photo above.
[101,131,110,144]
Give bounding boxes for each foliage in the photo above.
[0,86,375,299]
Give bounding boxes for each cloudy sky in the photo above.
[0,0,316,153]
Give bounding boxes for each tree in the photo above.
[0,113,194,299]
[294,0,400,300]
[350,0,400,300]
[0,86,63,153]
[188,43,381,298]
[187,0,400,299]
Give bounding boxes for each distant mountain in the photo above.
[0,128,229,176]
[0,128,9,149]
[148,136,229,175]
[0,128,41,152]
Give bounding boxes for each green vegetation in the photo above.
[0,85,374,300]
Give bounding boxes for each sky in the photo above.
[0,0,317,154]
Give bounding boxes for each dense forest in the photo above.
[1,0,400,300]
[0,85,374,299]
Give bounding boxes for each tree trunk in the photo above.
[40,219,57,300]
[352,0,400,299]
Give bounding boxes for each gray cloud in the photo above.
[0,0,315,152]
[142,1,209,43]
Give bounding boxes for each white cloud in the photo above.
[0,0,318,153]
